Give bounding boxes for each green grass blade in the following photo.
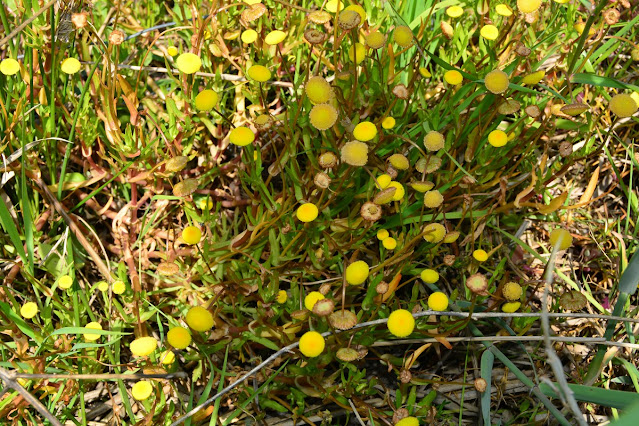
[540,382,639,409]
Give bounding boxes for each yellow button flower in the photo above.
[382,237,397,250]
[296,203,319,222]
[276,290,288,304]
[61,58,81,74]
[388,181,405,201]
[160,350,176,365]
[473,249,489,262]
[304,291,325,310]
[517,0,542,13]
[247,65,271,82]
[309,104,338,130]
[446,6,464,18]
[376,229,390,240]
[167,326,191,349]
[376,174,392,189]
[393,26,413,47]
[396,417,419,426]
[348,43,366,64]
[130,336,158,357]
[502,301,521,313]
[112,280,126,294]
[480,25,499,40]
[194,89,219,111]
[229,127,255,146]
[175,53,202,74]
[488,129,508,147]
[83,322,102,341]
[182,225,202,245]
[58,275,73,289]
[299,331,325,357]
[387,309,415,337]
[381,116,396,129]
[341,141,368,166]
[484,69,509,94]
[428,292,449,311]
[186,306,214,332]
[609,94,638,118]
[353,121,377,141]
[264,30,286,45]
[1,58,20,75]
[241,29,258,44]
[305,76,333,104]
[132,381,153,401]
[420,269,439,284]
[345,260,369,285]
[20,302,38,319]
[549,228,572,250]
[495,4,513,16]
[167,46,178,56]
[444,70,463,85]
[503,282,523,301]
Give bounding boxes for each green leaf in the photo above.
[540,382,639,409]
[571,74,639,92]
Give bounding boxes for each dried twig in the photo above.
[0,367,63,426]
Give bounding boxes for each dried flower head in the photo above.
[109,30,125,45]
[319,151,338,168]
[329,310,358,329]
[71,12,88,29]
[304,28,326,44]
[484,69,509,94]
[308,10,331,24]
[392,84,410,99]
[314,172,331,188]
[466,273,488,295]
[502,282,522,301]
[338,9,361,30]
[341,141,368,166]
[410,180,435,192]
[498,99,521,115]
[388,154,409,170]
[360,201,382,221]
[312,298,335,316]
[424,131,445,151]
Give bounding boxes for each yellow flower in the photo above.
[446,6,464,18]
[194,89,219,111]
[387,309,415,337]
[305,76,333,104]
[495,4,513,16]
[376,229,390,240]
[410,181,435,192]
[83,322,102,341]
[484,69,509,94]
[376,174,392,189]
[381,116,396,129]
[325,0,344,13]
[299,331,325,357]
[365,31,386,49]
[387,181,405,201]
[517,0,542,13]
[309,104,338,130]
[0,58,20,76]
[247,65,271,82]
[175,53,202,74]
[473,249,489,262]
[182,225,202,245]
[160,350,176,365]
[353,121,377,141]
[348,43,366,64]
[304,291,325,310]
[276,290,288,304]
[130,336,158,357]
[388,154,409,170]
[264,30,286,45]
[112,280,126,295]
[345,260,369,285]
[428,292,449,311]
[296,203,319,222]
[396,417,419,426]
[423,190,443,208]
[393,26,413,47]
[382,237,397,250]
[444,70,463,85]
[341,141,368,166]
[186,306,214,332]
[241,30,258,44]
[423,223,446,243]
[167,46,179,56]
[521,70,545,85]
[20,302,38,319]
[58,275,73,289]
[420,269,439,284]
[503,282,522,301]
[97,281,109,292]
[549,228,572,250]
[609,94,638,118]
[61,58,81,74]
[229,127,255,146]
[480,25,499,40]
[502,301,521,313]
[419,67,432,78]
[488,129,508,147]
[167,326,191,349]
[132,381,153,401]
[424,131,445,151]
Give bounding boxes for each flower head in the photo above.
[20,302,38,319]
[112,280,126,294]
[160,350,175,365]
[396,417,419,426]
[186,306,214,332]
[444,70,463,85]
[229,127,255,146]
[167,326,192,349]
[97,281,109,292]
[424,131,445,151]
[503,282,523,301]
[325,0,344,13]
[423,223,446,243]
[167,45,179,56]
[488,129,508,147]
[521,70,545,85]
[58,275,73,289]
[502,301,521,313]
[393,26,413,47]
[549,228,572,250]
[353,121,377,141]
[484,69,509,94]
[382,116,396,129]
[182,226,202,245]
[264,30,286,45]
[480,25,499,40]
[410,181,435,192]
[130,336,158,357]
[517,0,542,13]
[428,292,449,311]
[61,58,81,74]
[387,309,415,337]
[423,190,444,208]
[609,94,638,118]
[473,249,489,262]
[376,174,392,189]
[348,43,366,64]
[247,65,271,82]
[338,10,361,30]
[83,322,102,341]
[309,104,338,130]
[341,141,368,166]
[175,53,202,74]
[446,6,464,18]
[377,229,390,240]
[495,4,513,16]
[0,58,20,76]
[382,237,397,250]
[345,4,366,22]
[132,381,154,400]
[276,290,288,304]
[420,269,439,284]
[297,203,319,222]
[365,31,386,49]
[194,89,219,111]
[388,181,405,201]
[299,331,325,357]
[304,291,325,310]
[388,154,409,170]
[241,29,258,44]
[305,76,333,104]
[345,260,369,285]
